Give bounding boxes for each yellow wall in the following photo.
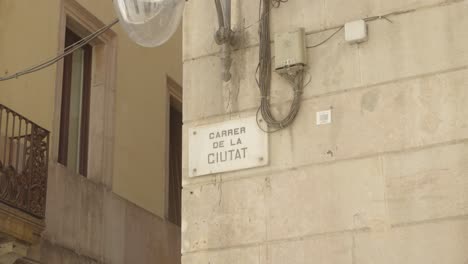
[0,0,182,217]
[112,27,183,217]
[0,0,61,130]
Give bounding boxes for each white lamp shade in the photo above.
[114,0,185,47]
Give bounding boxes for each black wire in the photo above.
[256,0,304,132]
[0,19,118,82]
[239,0,288,32]
[306,26,344,49]
[271,0,288,8]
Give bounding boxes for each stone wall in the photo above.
[24,164,181,264]
[182,0,468,263]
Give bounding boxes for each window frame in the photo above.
[165,76,183,226]
[53,0,117,185]
[58,28,92,177]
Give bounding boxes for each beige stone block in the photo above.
[183,46,275,122]
[269,234,353,264]
[45,166,106,260]
[182,154,386,251]
[57,168,82,252]
[43,166,61,242]
[182,177,267,252]
[183,0,221,60]
[377,0,444,14]
[280,82,406,167]
[88,83,105,183]
[123,204,159,263]
[355,219,468,264]
[0,205,43,246]
[384,142,468,225]
[182,246,266,264]
[324,0,444,28]
[267,158,387,240]
[281,69,468,167]
[39,240,98,264]
[102,191,126,264]
[121,202,181,264]
[77,181,104,260]
[360,1,468,85]
[304,29,362,97]
[269,0,325,40]
[324,0,378,28]
[183,56,225,122]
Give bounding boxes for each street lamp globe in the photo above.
[114,0,185,47]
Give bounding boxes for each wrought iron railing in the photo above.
[0,104,49,219]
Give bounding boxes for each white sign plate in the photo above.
[189,116,268,177]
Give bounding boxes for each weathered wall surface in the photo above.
[28,165,180,264]
[182,0,468,263]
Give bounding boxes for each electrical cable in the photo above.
[306,26,344,49]
[305,13,395,49]
[271,0,288,8]
[240,0,287,32]
[256,0,303,132]
[0,19,119,82]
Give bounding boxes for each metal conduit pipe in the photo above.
[214,0,235,82]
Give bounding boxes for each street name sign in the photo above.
[188,116,268,177]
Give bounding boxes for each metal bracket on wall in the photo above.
[214,0,237,82]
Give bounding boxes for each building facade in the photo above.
[2,0,468,263]
[0,0,182,263]
[182,0,468,263]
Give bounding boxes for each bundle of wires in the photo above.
[0,19,119,82]
[256,0,304,132]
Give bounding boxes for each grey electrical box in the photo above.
[274,28,307,73]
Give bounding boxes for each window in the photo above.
[58,28,92,177]
[167,78,182,226]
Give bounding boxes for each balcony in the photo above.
[0,104,49,261]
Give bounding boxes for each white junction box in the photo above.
[274,28,307,73]
[316,110,332,125]
[345,19,368,44]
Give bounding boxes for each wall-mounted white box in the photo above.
[274,28,307,73]
[345,20,368,44]
[316,110,332,125]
